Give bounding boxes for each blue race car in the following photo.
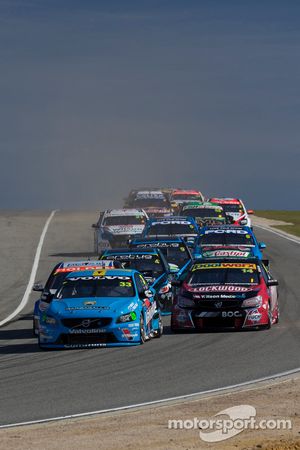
[32,260,118,336]
[193,225,266,260]
[142,216,200,247]
[129,236,193,279]
[100,248,175,315]
[38,268,163,349]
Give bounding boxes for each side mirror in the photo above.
[262,259,270,267]
[41,291,54,303]
[259,242,266,249]
[32,283,44,292]
[92,223,98,228]
[247,209,254,214]
[267,279,278,287]
[168,263,179,274]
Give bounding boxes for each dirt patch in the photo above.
[1,375,299,450]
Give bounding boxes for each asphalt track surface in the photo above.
[0,211,299,426]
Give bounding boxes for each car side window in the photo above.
[134,273,148,296]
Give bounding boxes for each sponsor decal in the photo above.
[68,275,132,281]
[145,303,156,324]
[192,263,256,271]
[83,301,96,306]
[65,306,110,310]
[152,220,191,225]
[104,254,153,260]
[136,242,180,248]
[247,309,262,322]
[204,230,248,234]
[202,250,251,257]
[221,311,243,318]
[55,265,112,274]
[189,286,252,292]
[69,329,107,334]
[128,302,139,311]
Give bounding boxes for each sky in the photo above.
[0,0,299,210]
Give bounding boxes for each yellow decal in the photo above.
[193,263,257,271]
[93,269,106,277]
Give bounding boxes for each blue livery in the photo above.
[38,268,162,349]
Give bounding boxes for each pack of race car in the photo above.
[33,187,279,349]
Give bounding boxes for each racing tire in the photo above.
[139,315,146,344]
[153,316,163,338]
[274,305,280,324]
[33,319,37,337]
[264,302,272,330]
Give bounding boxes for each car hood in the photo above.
[48,297,139,316]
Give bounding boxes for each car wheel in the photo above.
[153,315,163,338]
[139,315,146,344]
[265,302,272,329]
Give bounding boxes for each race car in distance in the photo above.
[130,190,172,217]
[142,217,200,246]
[123,187,177,208]
[129,236,193,274]
[208,197,253,227]
[194,225,266,260]
[32,260,118,336]
[100,248,175,314]
[170,189,205,214]
[180,202,229,226]
[92,209,148,253]
[171,258,279,331]
[38,268,163,349]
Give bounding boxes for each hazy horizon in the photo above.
[0,0,299,211]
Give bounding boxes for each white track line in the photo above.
[0,210,57,327]
[254,223,300,245]
[1,367,299,428]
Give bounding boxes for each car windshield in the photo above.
[188,264,259,285]
[218,204,244,213]
[102,254,164,277]
[133,198,169,208]
[172,194,202,201]
[183,208,225,218]
[198,231,255,246]
[104,216,146,226]
[159,245,190,267]
[147,223,196,236]
[56,276,135,298]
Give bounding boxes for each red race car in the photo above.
[171,258,279,331]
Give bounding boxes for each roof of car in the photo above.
[103,209,146,217]
[60,260,108,268]
[131,236,185,243]
[209,198,241,204]
[182,202,223,209]
[172,190,202,195]
[65,268,137,279]
[102,248,160,255]
[148,216,195,223]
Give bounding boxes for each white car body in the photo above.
[209,197,252,227]
[94,209,148,253]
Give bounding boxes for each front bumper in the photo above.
[39,319,141,348]
[171,305,268,330]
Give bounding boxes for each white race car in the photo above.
[92,209,148,254]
